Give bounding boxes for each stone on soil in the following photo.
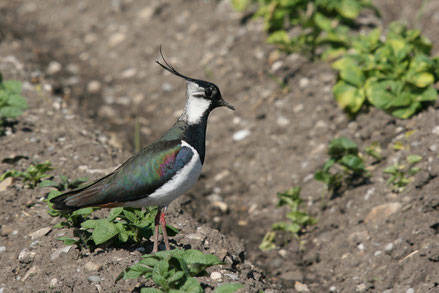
[28,227,52,239]
[365,202,402,224]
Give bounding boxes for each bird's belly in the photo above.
[124,150,203,208]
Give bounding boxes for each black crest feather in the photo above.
[156,46,196,82]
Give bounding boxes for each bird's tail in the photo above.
[50,174,112,211]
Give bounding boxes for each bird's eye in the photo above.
[205,88,212,97]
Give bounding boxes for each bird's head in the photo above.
[156,49,235,121]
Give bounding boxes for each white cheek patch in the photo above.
[185,97,211,124]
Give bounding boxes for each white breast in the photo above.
[124,141,203,208]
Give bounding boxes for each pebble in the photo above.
[18,248,36,264]
[384,243,394,253]
[186,233,204,241]
[120,68,137,79]
[364,188,375,200]
[294,281,310,292]
[0,177,13,191]
[278,249,288,258]
[87,80,101,93]
[109,33,126,47]
[50,246,72,261]
[161,82,174,92]
[358,243,365,251]
[49,278,58,288]
[214,170,229,181]
[85,261,102,272]
[329,286,337,292]
[88,275,101,283]
[299,78,310,88]
[233,129,250,141]
[47,61,62,75]
[211,201,228,213]
[28,227,52,239]
[0,246,5,253]
[383,290,393,293]
[365,202,402,224]
[374,250,382,256]
[276,116,290,127]
[138,6,154,20]
[356,283,366,292]
[271,60,283,72]
[432,126,439,135]
[406,288,414,293]
[293,104,304,113]
[429,144,438,152]
[98,105,117,119]
[0,287,3,293]
[315,120,327,129]
[210,271,222,280]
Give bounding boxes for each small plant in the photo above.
[118,249,226,292]
[0,73,28,133]
[232,0,379,58]
[260,187,316,251]
[259,231,276,251]
[0,161,53,189]
[47,191,177,250]
[40,174,88,191]
[314,137,368,195]
[332,22,438,118]
[383,154,422,192]
[365,142,383,162]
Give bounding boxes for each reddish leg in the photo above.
[152,208,161,253]
[160,208,170,251]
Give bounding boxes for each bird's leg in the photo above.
[160,207,170,250]
[152,208,161,253]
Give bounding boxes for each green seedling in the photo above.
[272,187,316,234]
[260,187,316,251]
[0,160,53,189]
[383,154,422,192]
[333,22,438,119]
[0,73,28,133]
[47,191,177,250]
[365,142,383,162]
[259,231,276,251]
[118,249,226,293]
[315,137,368,196]
[40,174,88,191]
[232,0,379,58]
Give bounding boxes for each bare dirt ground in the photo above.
[2,0,439,292]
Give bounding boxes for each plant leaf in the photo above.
[213,283,244,293]
[333,81,365,114]
[90,220,119,245]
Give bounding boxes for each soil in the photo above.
[2,0,439,292]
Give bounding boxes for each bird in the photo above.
[50,49,235,253]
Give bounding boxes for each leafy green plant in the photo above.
[383,154,422,192]
[260,187,316,251]
[47,191,177,250]
[0,73,28,132]
[118,249,229,293]
[272,187,316,234]
[314,137,368,195]
[332,22,438,118]
[0,161,53,188]
[232,0,379,58]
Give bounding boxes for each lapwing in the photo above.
[50,49,235,252]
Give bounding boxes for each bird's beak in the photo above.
[219,99,235,111]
